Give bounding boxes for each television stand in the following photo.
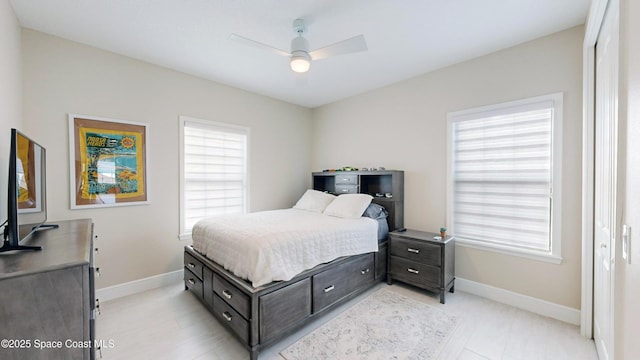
[0,219,96,359]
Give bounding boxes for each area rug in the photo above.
[280,287,460,360]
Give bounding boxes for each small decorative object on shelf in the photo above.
[440,227,447,238]
[322,167,360,172]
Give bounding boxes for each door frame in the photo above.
[581,0,618,343]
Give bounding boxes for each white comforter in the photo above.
[191,209,379,287]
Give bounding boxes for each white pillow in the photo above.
[293,189,336,213]
[323,194,373,219]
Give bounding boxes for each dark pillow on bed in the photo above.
[362,203,388,220]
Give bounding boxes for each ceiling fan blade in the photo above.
[229,33,290,57]
[309,34,367,61]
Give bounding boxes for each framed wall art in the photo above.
[68,114,149,209]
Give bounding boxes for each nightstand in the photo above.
[387,229,455,304]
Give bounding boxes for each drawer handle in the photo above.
[188,278,196,285]
[407,268,420,274]
[408,248,420,254]
[341,189,348,192]
[324,285,335,293]
[222,290,233,299]
[187,262,196,269]
[361,268,370,275]
[222,311,232,322]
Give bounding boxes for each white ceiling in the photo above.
[10,0,590,108]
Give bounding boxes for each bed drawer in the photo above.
[335,184,359,194]
[390,236,441,266]
[213,294,250,345]
[313,253,374,313]
[389,256,440,287]
[184,268,203,300]
[213,274,250,320]
[184,252,203,281]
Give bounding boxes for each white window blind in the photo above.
[180,118,248,239]
[448,94,562,261]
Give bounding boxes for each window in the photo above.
[179,116,249,240]
[447,93,563,263]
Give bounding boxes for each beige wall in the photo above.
[616,0,640,356]
[0,0,22,221]
[21,29,313,289]
[312,26,584,309]
[16,19,588,309]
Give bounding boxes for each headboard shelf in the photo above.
[312,170,404,231]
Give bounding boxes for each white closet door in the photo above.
[593,0,618,359]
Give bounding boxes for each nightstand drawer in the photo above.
[335,184,359,194]
[184,252,203,281]
[213,294,250,345]
[214,274,251,320]
[389,236,441,266]
[335,174,358,185]
[389,256,440,287]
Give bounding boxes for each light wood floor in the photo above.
[97,282,598,359]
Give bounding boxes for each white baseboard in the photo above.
[96,270,183,302]
[94,273,581,325]
[455,277,581,325]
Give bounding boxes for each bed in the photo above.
[184,172,403,359]
[192,208,383,287]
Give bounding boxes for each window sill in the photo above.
[455,239,563,264]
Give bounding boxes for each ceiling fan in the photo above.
[229,19,367,73]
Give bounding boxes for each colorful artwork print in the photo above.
[79,127,144,200]
[69,115,148,208]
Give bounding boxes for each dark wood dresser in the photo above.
[0,219,96,360]
[387,229,455,303]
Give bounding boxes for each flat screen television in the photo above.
[1,129,54,253]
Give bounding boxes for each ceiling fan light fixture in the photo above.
[290,51,311,73]
[230,18,367,74]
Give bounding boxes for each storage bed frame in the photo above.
[184,170,403,359]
